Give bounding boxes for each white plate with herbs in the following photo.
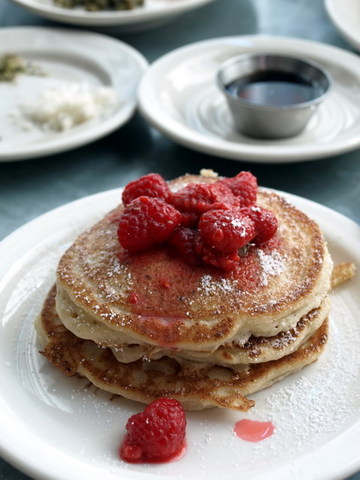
[9,0,215,30]
[0,27,147,162]
[0,187,359,480]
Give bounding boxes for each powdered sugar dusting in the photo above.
[257,249,286,286]
[231,218,248,236]
[197,274,237,296]
[247,294,360,465]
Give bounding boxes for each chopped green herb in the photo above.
[0,54,45,82]
[0,54,26,82]
[54,0,144,11]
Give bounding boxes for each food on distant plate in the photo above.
[17,83,117,132]
[54,0,144,11]
[37,169,346,411]
[0,54,44,82]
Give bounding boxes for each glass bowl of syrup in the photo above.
[217,54,331,139]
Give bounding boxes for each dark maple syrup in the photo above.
[226,71,321,106]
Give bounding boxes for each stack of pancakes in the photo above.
[37,173,333,411]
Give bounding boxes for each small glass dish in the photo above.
[217,53,332,139]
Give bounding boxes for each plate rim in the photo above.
[325,0,360,52]
[9,0,215,26]
[0,26,148,162]
[0,187,359,480]
[137,34,360,163]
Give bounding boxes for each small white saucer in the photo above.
[325,0,360,52]
[9,0,214,30]
[137,35,360,163]
[0,27,147,162]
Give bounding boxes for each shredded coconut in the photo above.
[18,82,117,131]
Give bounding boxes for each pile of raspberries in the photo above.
[117,172,278,271]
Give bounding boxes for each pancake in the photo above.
[110,296,330,365]
[37,286,329,411]
[36,171,336,411]
[56,174,333,353]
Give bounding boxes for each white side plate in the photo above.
[138,35,360,163]
[325,0,360,52]
[0,27,148,161]
[9,0,215,29]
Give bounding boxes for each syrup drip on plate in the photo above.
[234,419,275,442]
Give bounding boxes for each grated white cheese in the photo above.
[19,82,117,132]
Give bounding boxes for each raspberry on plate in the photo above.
[117,196,181,253]
[122,173,170,206]
[170,182,235,216]
[242,205,278,245]
[195,237,241,271]
[198,209,256,252]
[220,171,257,207]
[119,398,187,463]
[168,227,199,265]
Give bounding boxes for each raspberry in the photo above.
[118,196,181,253]
[119,398,187,463]
[168,227,199,265]
[180,212,199,228]
[122,173,170,206]
[198,209,256,253]
[220,171,257,207]
[242,206,278,245]
[170,182,235,216]
[196,238,240,271]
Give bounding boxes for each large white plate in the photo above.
[0,187,359,480]
[325,0,360,52]
[137,35,360,163]
[0,27,147,162]
[9,0,214,29]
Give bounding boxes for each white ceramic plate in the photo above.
[0,27,147,162]
[325,0,360,52]
[9,0,214,29]
[0,187,359,480]
[137,35,360,163]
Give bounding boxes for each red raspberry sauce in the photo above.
[119,440,187,464]
[128,291,139,304]
[164,440,187,463]
[234,419,274,442]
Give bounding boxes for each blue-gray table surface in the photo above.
[0,0,359,478]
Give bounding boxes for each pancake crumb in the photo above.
[200,168,218,178]
[331,262,356,288]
